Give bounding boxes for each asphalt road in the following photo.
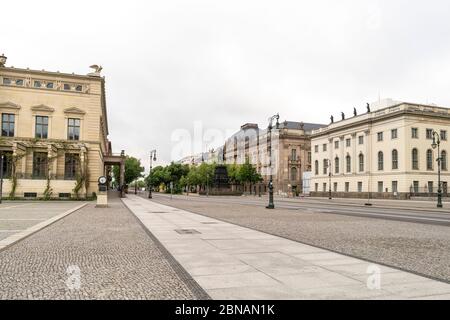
[149,193,450,227]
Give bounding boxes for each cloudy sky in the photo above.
[2,0,450,170]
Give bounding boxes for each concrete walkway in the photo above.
[123,195,450,300]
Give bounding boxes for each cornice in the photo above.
[31,104,55,113]
[64,107,86,115]
[0,101,21,110]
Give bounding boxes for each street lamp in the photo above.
[325,159,332,200]
[266,113,280,209]
[0,153,4,204]
[431,131,443,208]
[148,150,157,199]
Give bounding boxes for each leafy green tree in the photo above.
[145,165,169,191]
[113,156,145,186]
[197,163,215,190]
[237,160,262,194]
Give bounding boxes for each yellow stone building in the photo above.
[0,55,123,199]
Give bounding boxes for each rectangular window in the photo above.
[32,152,48,179]
[2,78,11,85]
[46,82,54,89]
[323,144,327,152]
[323,183,327,192]
[64,153,79,180]
[441,130,448,141]
[377,132,383,142]
[391,129,398,139]
[357,182,363,193]
[345,182,350,193]
[333,182,338,192]
[63,83,71,90]
[392,181,398,193]
[334,141,339,149]
[426,128,433,139]
[411,128,418,139]
[378,181,384,193]
[413,181,419,193]
[314,145,319,153]
[68,118,80,141]
[1,113,15,137]
[346,139,351,147]
[35,116,49,139]
[34,81,41,88]
[323,159,328,175]
[358,136,364,145]
[428,181,434,194]
[315,183,318,192]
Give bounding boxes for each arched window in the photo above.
[335,157,340,174]
[412,148,419,170]
[427,149,433,170]
[323,159,328,175]
[346,155,351,173]
[392,149,398,170]
[442,151,448,171]
[359,153,364,172]
[378,151,384,171]
[291,167,297,181]
[315,160,319,175]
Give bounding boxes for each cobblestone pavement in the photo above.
[0,194,208,300]
[150,193,450,283]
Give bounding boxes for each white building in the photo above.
[310,100,450,199]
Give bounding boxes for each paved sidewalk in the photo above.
[124,195,450,300]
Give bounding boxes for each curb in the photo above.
[0,203,88,252]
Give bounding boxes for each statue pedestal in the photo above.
[96,189,108,208]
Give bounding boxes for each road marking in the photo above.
[0,204,33,210]
[0,219,46,221]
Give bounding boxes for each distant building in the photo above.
[0,55,123,199]
[310,100,450,199]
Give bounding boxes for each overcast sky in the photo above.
[3,0,450,170]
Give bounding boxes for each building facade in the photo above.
[222,121,324,195]
[0,56,122,199]
[310,100,450,199]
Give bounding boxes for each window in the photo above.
[359,154,364,172]
[345,182,350,193]
[64,154,79,180]
[33,152,48,179]
[63,83,71,90]
[1,151,13,178]
[411,128,418,139]
[308,152,311,164]
[442,151,448,171]
[392,181,398,193]
[428,181,434,193]
[1,113,15,137]
[46,82,54,89]
[441,130,448,141]
[334,157,340,174]
[392,149,398,170]
[357,182,363,193]
[323,159,328,175]
[315,160,319,175]
[333,182,338,192]
[75,85,83,92]
[315,183,318,192]
[291,149,297,161]
[426,149,433,170]
[323,144,327,152]
[358,136,364,145]
[34,81,41,88]
[15,79,23,86]
[378,181,384,193]
[35,116,49,139]
[290,167,297,181]
[68,118,80,141]
[391,129,398,139]
[412,148,419,170]
[413,181,419,193]
[334,141,339,149]
[377,132,383,142]
[2,78,11,85]
[346,155,351,173]
[378,151,384,171]
[314,145,319,153]
[323,183,327,192]
[426,129,433,140]
[346,138,351,147]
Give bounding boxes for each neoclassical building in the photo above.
[221,121,325,195]
[0,55,123,199]
[310,100,450,199]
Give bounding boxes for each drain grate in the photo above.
[175,229,201,235]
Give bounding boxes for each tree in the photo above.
[145,166,169,191]
[113,156,145,186]
[237,160,262,194]
[197,163,215,191]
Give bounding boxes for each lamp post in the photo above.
[266,114,280,209]
[431,131,443,208]
[148,150,157,199]
[326,159,332,200]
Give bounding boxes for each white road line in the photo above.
[0,204,33,211]
[0,219,46,221]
